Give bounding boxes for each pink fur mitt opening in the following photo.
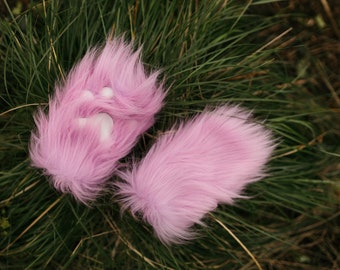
[117,105,275,244]
[30,38,165,203]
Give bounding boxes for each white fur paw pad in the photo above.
[76,113,114,142]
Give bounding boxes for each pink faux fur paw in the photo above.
[30,38,165,203]
[117,105,275,244]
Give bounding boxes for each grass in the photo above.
[0,0,339,269]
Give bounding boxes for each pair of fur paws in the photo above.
[30,38,275,244]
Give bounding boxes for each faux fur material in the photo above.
[117,105,275,244]
[30,38,165,203]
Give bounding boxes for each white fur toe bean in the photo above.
[100,87,114,99]
[77,117,87,127]
[81,90,95,99]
